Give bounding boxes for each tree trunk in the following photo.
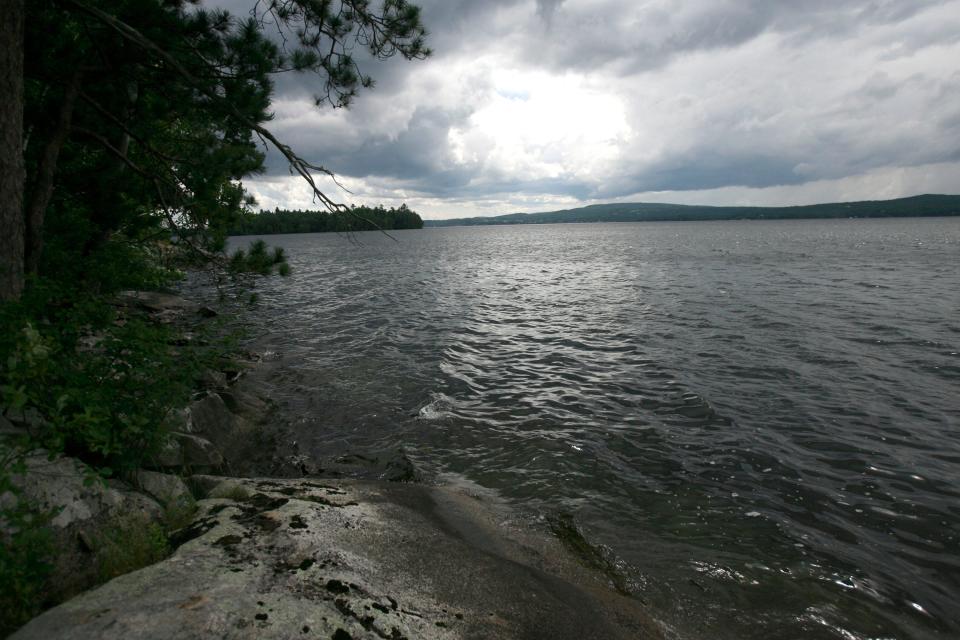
[25,68,82,274]
[0,0,25,301]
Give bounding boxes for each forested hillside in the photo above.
[426,194,960,226]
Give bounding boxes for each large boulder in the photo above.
[188,393,237,446]
[143,386,271,475]
[13,455,161,532]
[12,478,664,640]
[188,392,265,473]
[8,454,164,603]
[134,470,192,507]
[174,434,225,472]
[217,384,270,420]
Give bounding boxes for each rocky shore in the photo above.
[4,292,666,639]
[13,475,664,640]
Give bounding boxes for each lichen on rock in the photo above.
[12,477,664,640]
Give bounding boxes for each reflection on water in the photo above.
[220,218,960,639]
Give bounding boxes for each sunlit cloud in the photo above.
[224,0,960,218]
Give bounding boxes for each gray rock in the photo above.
[381,450,420,483]
[218,354,259,378]
[217,385,269,420]
[0,413,24,437]
[116,291,200,314]
[199,369,227,390]
[13,478,664,640]
[135,470,191,506]
[183,474,231,498]
[189,393,236,445]
[188,393,257,466]
[173,433,224,472]
[166,407,194,434]
[147,438,185,470]
[4,407,45,430]
[10,454,164,603]
[14,455,161,530]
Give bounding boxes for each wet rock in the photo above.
[548,513,632,596]
[218,385,270,420]
[218,353,260,377]
[164,407,194,435]
[381,451,420,483]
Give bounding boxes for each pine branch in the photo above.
[63,0,350,215]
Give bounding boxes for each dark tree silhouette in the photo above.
[0,0,430,300]
[0,0,25,301]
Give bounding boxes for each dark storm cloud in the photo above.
[203,1,960,208]
[612,154,804,196]
[511,0,953,76]
[299,107,471,182]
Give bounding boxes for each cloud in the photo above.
[535,0,564,26]
[206,0,960,216]
[245,160,960,220]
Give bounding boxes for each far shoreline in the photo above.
[423,193,960,228]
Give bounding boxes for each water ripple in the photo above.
[215,218,960,640]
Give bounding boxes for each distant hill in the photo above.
[424,194,960,227]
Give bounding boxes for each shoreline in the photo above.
[6,289,667,639]
[13,476,665,639]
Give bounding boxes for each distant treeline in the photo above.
[229,204,424,235]
[425,194,960,227]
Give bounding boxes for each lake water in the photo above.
[228,218,960,639]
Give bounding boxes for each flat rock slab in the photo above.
[13,478,664,640]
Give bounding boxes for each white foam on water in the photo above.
[417,392,456,420]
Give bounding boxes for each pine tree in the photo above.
[0,0,25,301]
[0,0,430,300]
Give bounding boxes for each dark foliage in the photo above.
[0,3,430,628]
[230,203,424,235]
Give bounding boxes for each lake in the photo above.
[227,217,960,639]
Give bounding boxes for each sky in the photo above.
[219,1,960,220]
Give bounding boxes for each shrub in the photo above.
[1,316,205,474]
[95,515,169,583]
[162,493,198,532]
[210,482,250,501]
[0,452,56,637]
[1,287,232,475]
